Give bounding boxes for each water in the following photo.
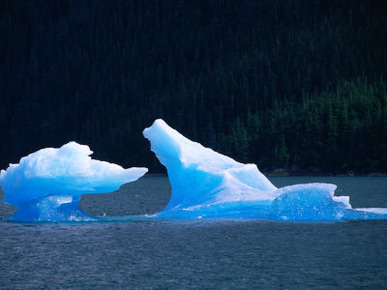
[1,176,386,289]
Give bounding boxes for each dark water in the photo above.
[1,176,386,289]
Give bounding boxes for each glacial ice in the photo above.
[0,142,148,221]
[143,119,387,221]
[1,121,386,223]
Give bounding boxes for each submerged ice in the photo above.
[0,142,148,221]
[144,119,387,221]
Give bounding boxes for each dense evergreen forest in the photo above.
[0,0,386,174]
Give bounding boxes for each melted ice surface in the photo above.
[0,142,148,221]
[144,119,387,221]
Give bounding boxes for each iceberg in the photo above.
[143,119,387,221]
[0,142,148,221]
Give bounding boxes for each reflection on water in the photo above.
[1,176,386,219]
[1,215,386,289]
[0,176,386,289]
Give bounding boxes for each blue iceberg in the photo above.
[143,119,387,221]
[1,121,385,223]
[0,142,148,221]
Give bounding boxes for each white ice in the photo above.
[0,142,148,221]
[143,119,387,221]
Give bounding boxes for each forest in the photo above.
[0,0,386,174]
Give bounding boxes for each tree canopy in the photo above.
[0,0,386,173]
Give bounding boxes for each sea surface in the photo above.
[1,176,386,289]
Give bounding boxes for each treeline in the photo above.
[0,0,386,173]
[220,79,386,172]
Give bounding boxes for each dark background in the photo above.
[0,0,386,173]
